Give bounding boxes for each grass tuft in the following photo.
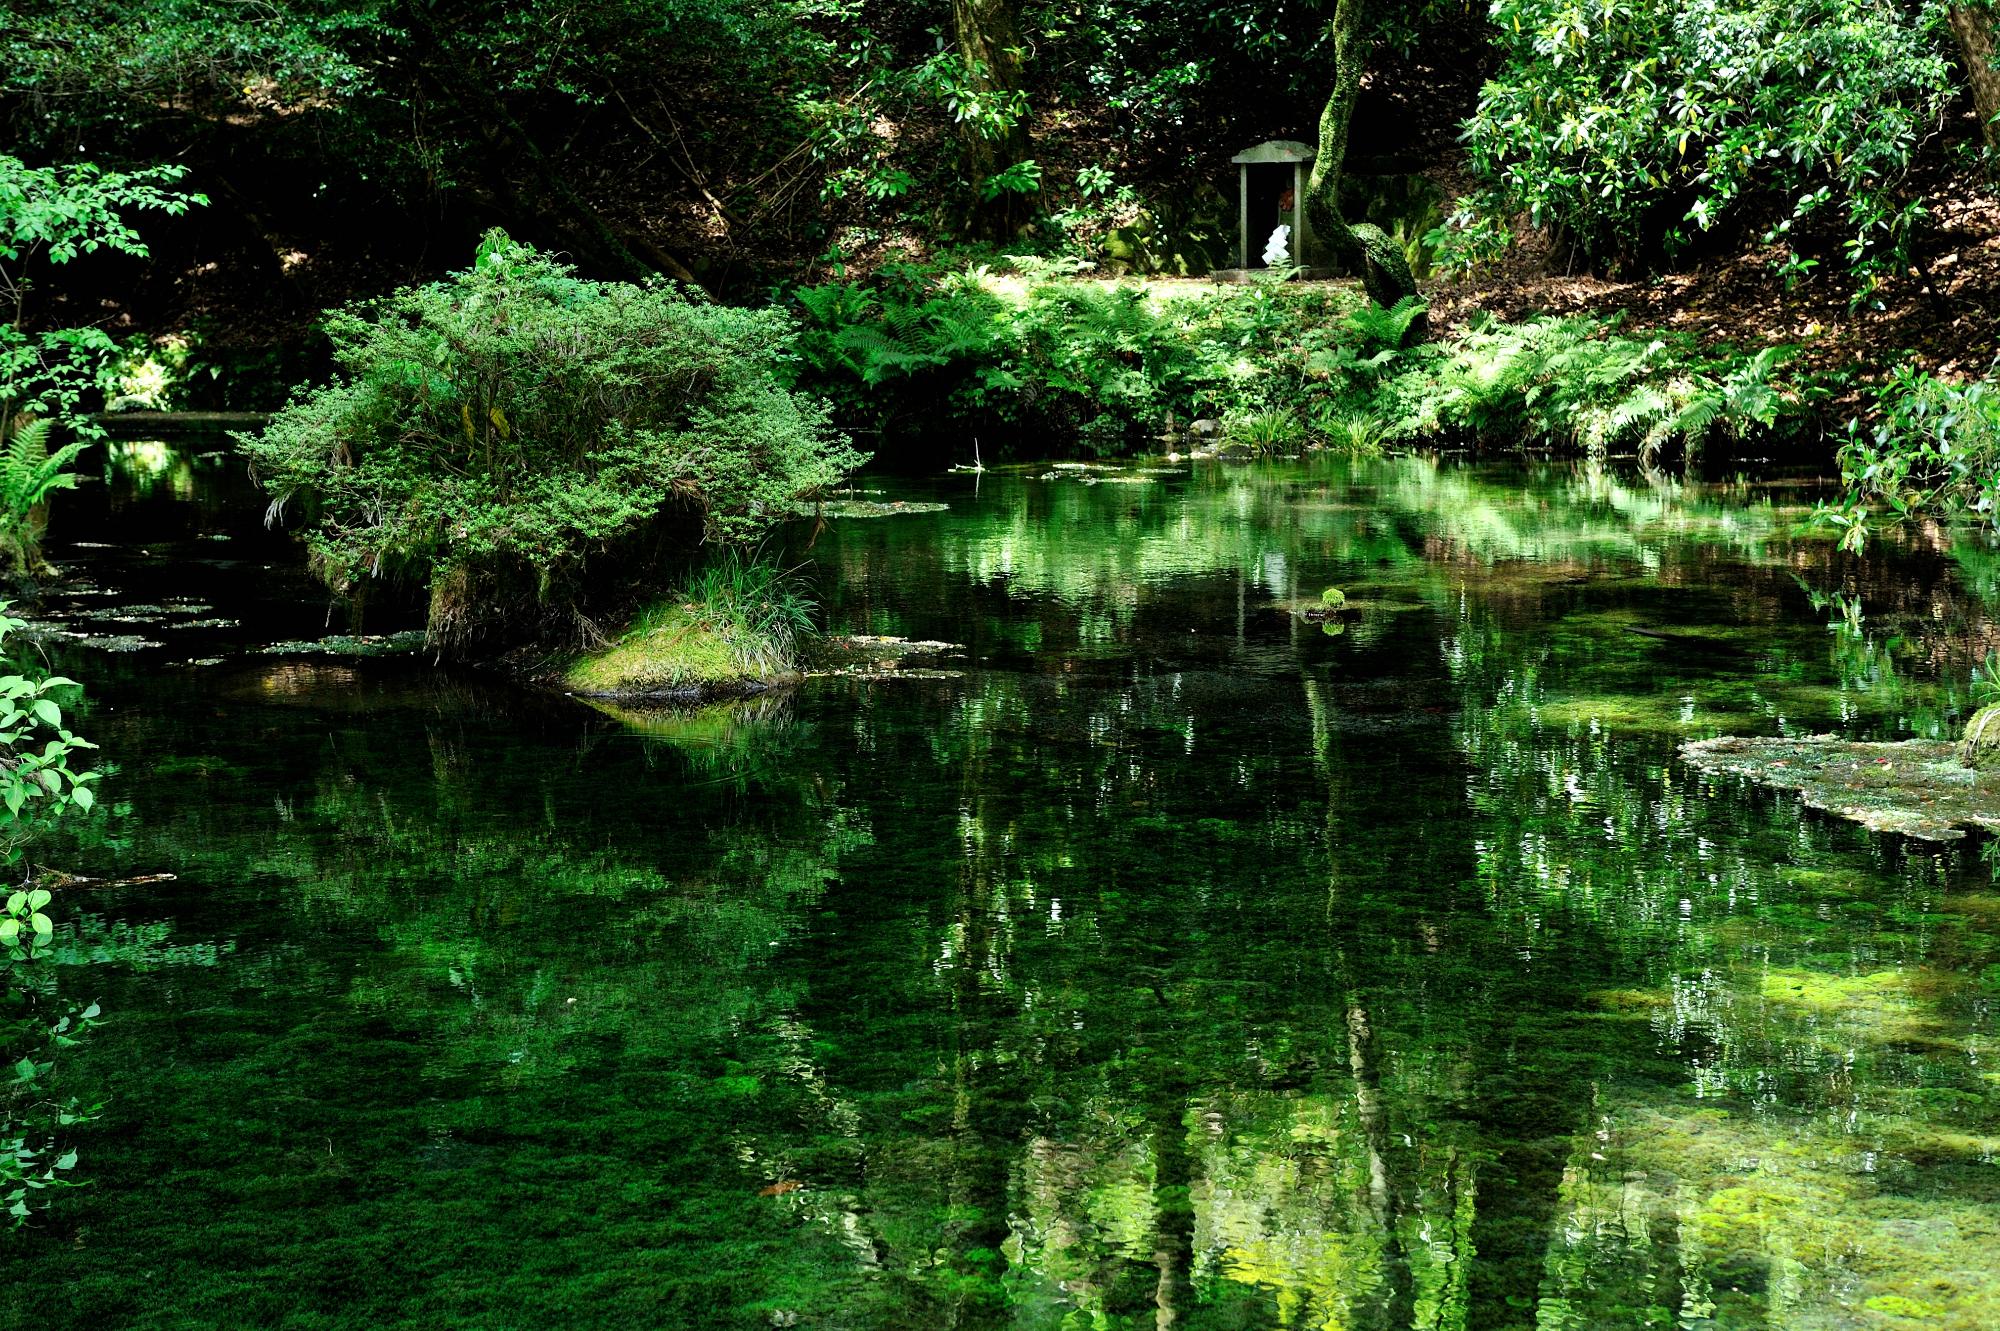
[563,553,815,696]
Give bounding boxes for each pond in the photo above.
[3,442,1999,1329]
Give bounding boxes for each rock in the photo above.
[1681,734,2000,841]
[1189,418,1220,437]
[1963,704,2000,769]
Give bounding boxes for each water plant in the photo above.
[564,553,816,695]
[1308,405,1386,455]
[1220,408,1304,456]
[675,551,817,679]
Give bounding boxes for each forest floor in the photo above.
[1423,160,2000,410]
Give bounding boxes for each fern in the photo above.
[833,324,938,386]
[792,283,877,328]
[1347,296,1430,354]
[1,418,85,520]
[0,417,85,575]
[1669,392,1725,442]
[924,305,1000,360]
[1604,386,1672,441]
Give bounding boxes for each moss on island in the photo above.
[562,603,800,700]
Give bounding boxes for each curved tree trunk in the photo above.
[1302,0,1367,270]
[1302,0,1422,325]
[952,0,1034,238]
[1949,5,2000,148]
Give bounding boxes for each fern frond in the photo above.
[1670,392,1725,441]
[1606,386,1672,440]
[1,418,54,516]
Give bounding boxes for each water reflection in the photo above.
[2,450,1997,1328]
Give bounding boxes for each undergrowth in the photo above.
[1818,361,2000,549]
[1374,313,1798,460]
[789,261,1814,464]
[789,264,1352,453]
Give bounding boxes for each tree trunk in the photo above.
[951,0,1033,237]
[1303,0,1366,268]
[1302,0,1422,323]
[1149,1089,1195,1330]
[1949,5,2000,148]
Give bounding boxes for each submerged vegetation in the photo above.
[9,455,2000,1326]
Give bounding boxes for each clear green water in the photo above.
[4,445,1999,1329]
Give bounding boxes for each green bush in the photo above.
[1819,363,2000,549]
[0,604,103,1227]
[244,234,864,650]
[1456,0,1955,293]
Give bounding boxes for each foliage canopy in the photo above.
[1457,0,1957,292]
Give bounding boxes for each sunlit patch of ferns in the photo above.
[1422,316,1789,458]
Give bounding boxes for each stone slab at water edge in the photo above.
[1680,734,2000,841]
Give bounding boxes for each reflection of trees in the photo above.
[814,457,1803,637]
[1438,581,2000,1328]
[781,528,2000,1326]
[814,457,1982,744]
[25,452,2000,1327]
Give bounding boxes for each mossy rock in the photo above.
[1961,704,2000,770]
[1681,734,2000,841]
[562,605,797,701]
